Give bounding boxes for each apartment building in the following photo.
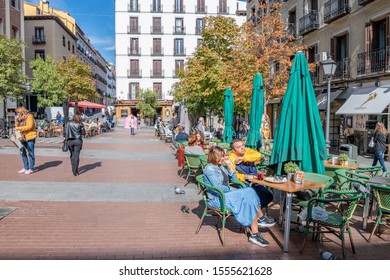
[115,0,246,121]
[24,0,114,108]
[249,0,390,153]
[0,0,25,119]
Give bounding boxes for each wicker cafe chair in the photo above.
[356,166,382,177]
[195,174,245,246]
[300,189,364,259]
[368,183,390,242]
[334,169,370,191]
[180,153,203,185]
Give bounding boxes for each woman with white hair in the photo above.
[196,117,205,134]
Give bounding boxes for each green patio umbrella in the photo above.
[245,73,264,151]
[222,88,236,143]
[270,51,327,175]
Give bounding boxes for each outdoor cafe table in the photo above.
[249,177,325,253]
[324,161,359,187]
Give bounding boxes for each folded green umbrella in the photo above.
[222,88,236,143]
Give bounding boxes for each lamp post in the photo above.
[322,55,337,155]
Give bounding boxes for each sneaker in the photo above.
[24,169,33,175]
[248,232,269,247]
[18,169,27,174]
[258,214,276,228]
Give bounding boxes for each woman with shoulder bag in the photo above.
[63,113,85,176]
[15,106,37,175]
[372,122,388,172]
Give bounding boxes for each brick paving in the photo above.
[0,127,389,260]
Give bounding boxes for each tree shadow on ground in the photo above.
[79,162,102,174]
[35,160,63,172]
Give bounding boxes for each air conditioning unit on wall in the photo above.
[315,52,328,62]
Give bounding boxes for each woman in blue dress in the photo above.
[203,146,269,247]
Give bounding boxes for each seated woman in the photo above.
[184,134,205,155]
[203,146,269,247]
[194,130,205,149]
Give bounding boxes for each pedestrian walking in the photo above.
[371,122,388,172]
[15,106,37,175]
[63,113,86,176]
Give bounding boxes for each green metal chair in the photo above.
[300,189,364,259]
[195,174,245,246]
[382,171,390,177]
[334,169,370,191]
[367,183,390,242]
[356,166,382,177]
[180,154,203,186]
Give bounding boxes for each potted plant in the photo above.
[338,154,349,166]
[264,141,271,151]
[284,161,299,181]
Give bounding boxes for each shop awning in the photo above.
[316,89,343,110]
[335,87,390,115]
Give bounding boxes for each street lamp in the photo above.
[322,55,337,155]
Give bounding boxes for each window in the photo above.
[33,27,45,44]
[129,60,140,77]
[174,60,184,77]
[72,45,75,53]
[11,26,19,38]
[35,50,46,60]
[153,83,162,99]
[152,60,162,77]
[68,40,71,51]
[307,45,319,85]
[174,39,184,55]
[129,82,139,100]
[11,0,19,9]
[219,0,227,14]
[0,18,3,35]
[63,36,66,46]
[196,18,203,34]
[287,9,297,37]
[129,17,139,33]
[129,0,139,12]
[175,18,184,34]
[130,38,139,55]
[152,38,162,55]
[152,17,162,33]
[331,33,350,79]
[174,0,183,13]
[196,0,206,13]
[152,0,162,12]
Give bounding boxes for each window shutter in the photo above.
[365,22,373,52]
[330,37,335,59]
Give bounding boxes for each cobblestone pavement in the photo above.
[0,128,388,260]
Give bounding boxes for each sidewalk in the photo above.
[0,128,388,260]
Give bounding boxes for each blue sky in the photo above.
[29,0,115,64]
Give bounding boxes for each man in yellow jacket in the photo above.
[229,139,275,227]
[15,106,37,175]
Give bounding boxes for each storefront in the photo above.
[336,86,390,154]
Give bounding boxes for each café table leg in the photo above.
[283,192,292,253]
[278,191,285,226]
[362,185,371,230]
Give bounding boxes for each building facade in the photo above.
[115,0,246,121]
[249,0,390,154]
[0,0,25,120]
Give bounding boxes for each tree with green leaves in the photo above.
[0,35,26,118]
[57,55,97,102]
[136,88,157,120]
[30,55,66,109]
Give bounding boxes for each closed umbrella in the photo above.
[179,100,190,134]
[245,73,264,150]
[62,98,69,126]
[270,51,327,175]
[222,88,236,143]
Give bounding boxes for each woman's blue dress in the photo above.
[203,163,260,227]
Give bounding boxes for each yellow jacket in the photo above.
[229,148,261,182]
[16,114,37,141]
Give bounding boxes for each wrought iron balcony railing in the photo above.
[32,36,45,44]
[195,5,207,14]
[174,48,186,56]
[173,26,186,35]
[150,47,164,56]
[298,11,319,36]
[151,4,163,12]
[150,69,165,78]
[150,25,164,34]
[127,47,141,56]
[173,4,185,13]
[333,57,350,80]
[127,69,142,78]
[217,6,229,15]
[357,46,390,76]
[127,25,140,34]
[358,0,375,6]
[127,3,140,12]
[324,0,350,23]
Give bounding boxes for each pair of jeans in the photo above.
[130,127,135,135]
[67,138,82,173]
[372,150,387,172]
[21,139,36,170]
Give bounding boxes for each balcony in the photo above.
[174,48,186,56]
[173,4,185,13]
[195,27,202,35]
[150,69,165,78]
[324,0,350,24]
[127,69,142,78]
[173,26,186,35]
[151,4,163,12]
[127,25,140,34]
[311,70,320,86]
[195,5,207,14]
[217,5,229,15]
[32,35,45,44]
[358,0,375,5]
[286,23,298,39]
[150,47,164,56]
[298,11,319,36]
[150,25,164,34]
[357,47,390,76]
[333,57,350,80]
[127,47,141,56]
[127,3,140,12]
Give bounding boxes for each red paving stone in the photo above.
[0,128,389,260]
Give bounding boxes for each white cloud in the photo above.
[104,45,116,51]
[89,36,113,46]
